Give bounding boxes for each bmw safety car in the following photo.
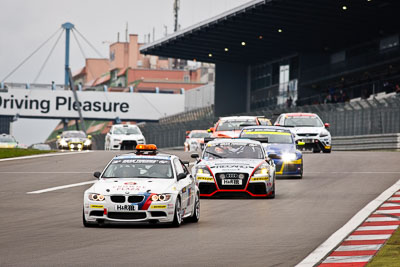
[83,144,200,227]
[274,113,331,153]
[191,138,275,198]
[240,126,303,178]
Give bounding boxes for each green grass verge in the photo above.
[0,148,57,159]
[367,226,400,266]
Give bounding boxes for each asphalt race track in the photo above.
[0,150,399,266]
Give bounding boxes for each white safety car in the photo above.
[105,124,146,150]
[83,144,200,227]
[275,113,332,153]
[191,138,276,198]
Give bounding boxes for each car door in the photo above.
[173,158,192,214]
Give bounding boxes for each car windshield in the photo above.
[216,119,258,131]
[191,132,210,138]
[203,143,264,159]
[62,131,86,138]
[240,130,293,144]
[102,158,173,179]
[284,116,323,127]
[113,126,141,135]
[0,136,15,142]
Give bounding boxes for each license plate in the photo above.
[303,139,314,143]
[115,204,138,212]
[221,179,242,185]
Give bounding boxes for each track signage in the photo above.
[0,89,184,120]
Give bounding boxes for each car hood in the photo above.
[89,178,177,195]
[111,134,143,140]
[263,143,297,154]
[201,158,263,174]
[188,138,204,143]
[290,127,324,135]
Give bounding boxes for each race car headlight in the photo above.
[319,130,330,137]
[195,166,211,177]
[151,194,172,202]
[282,153,297,162]
[60,139,67,146]
[84,139,91,146]
[253,163,269,177]
[88,193,105,201]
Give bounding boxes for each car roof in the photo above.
[113,124,138,127]
[240,126,292,133]
[282,113,318,117]
[114,153,173,160]
[219,116,258,121]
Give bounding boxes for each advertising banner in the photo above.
[0,89,184,120]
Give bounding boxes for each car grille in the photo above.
[128,195,145,203]
[284,164,299,172]
[110,195,126,203]
[247,183,267,195]
[89,210,104,217]
[107,212,146,220]
[199,183,217,195]
[120,140,137,150]
[297,133,318,137]
[215,173,249,190]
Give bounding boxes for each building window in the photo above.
[331,50,346,64]
[110,50,115,61]
[380,35,399,51]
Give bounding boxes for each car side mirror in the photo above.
[297,141,305,146]
[191,153,199,159]
[56,135,61,139]
[93,171,101,179]
[177,173,186,180]
[324,123,330,129]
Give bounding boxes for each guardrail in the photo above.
[332,133,400,151]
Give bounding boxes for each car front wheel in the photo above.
[172,198,182,227]
[187,194,200,223]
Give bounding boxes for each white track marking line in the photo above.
[307,171,400,174]
[381,203,400,207]
[335,244,382,251]
[295,178,400,267]
[345,234,391,241]
[366,217,400,222]
[27,180,95,194]
[323,255,372,263]
[389,197,400,201]
[0,172,93,174]
[357,225,399,231]
[0,151,91,162]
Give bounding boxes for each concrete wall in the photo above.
[215,62,249,116]
[184,83,214,111]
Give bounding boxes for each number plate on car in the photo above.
[221,179,242,185]
[303,139,314,143]
[115,204,138,212]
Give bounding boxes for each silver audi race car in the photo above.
[83,144,200,227]
[191,138,276,198]
[56,130,92,151]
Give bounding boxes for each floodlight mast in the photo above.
[62,22,74,88]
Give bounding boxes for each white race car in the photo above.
[274,113,331,153]
[191,138,276,198]
[83,144,200,227]
[105,124,146,150]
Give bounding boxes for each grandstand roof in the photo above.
[140,0,398,64]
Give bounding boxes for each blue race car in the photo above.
[239,126,303,178]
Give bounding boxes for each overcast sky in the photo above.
[1,0,251,145]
